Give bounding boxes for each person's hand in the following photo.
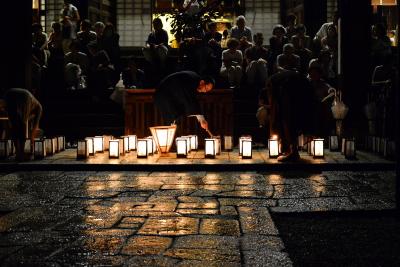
[200,119,208,130]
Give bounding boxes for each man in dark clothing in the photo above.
[3,88,42,161]
[154,71,214,131]
[267,70,316,161]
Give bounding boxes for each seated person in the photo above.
[143,18,169,71]
[122,57,146,88]
[276,43,300,72]
[220,38,243,88]
[3,88,42,161]
[245,33,268,85]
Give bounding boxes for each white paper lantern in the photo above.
[242,139,252,159]
[85,137,94,156]
[137,138,148,158]
[189,135,198,150]
[128,135,137,151]
[344,138,356,159]
[77,140,89,159]
[149,125,176,155]
[109,139,120,158]
[57,136,65,151]
[34,139,46,159]
[239,136,251,156]
[204,138,216,159]
[329,136,339,151]
[45,138,55,155]
[93,136,104,153]
[176,137,188,158]
[268,137,279,158]
[313,138,324,158]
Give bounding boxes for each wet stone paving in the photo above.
[0,171,396,266]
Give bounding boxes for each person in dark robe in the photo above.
[154,71,214,132]
[3,88,42,161]
[267,70,316,161]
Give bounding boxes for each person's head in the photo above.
[63,0,71,7]
[286,14,297,27]
[222,29,229,38]
[32,23,43,34]
[272,24,286,38]
[283,43,294,55]
[103,23,115,38]
[51,21,62,33]
[236,15,246,29]
[208,22,217,32]
[94,21,105,37]
[296,24,306,35]
[153,17,163,31]
[69,39,80,53]
[227,38,240,50]
[80,19,92,32]
[253,32,264,46]
[87,40,98,55]
[308,65,323,81]
[197,76,215,93]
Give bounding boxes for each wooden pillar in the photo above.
[338,0,372,138]
[396,0,400,217]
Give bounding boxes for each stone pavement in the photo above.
[0,171,396,266]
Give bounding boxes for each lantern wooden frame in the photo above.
[136,138,148,158]
[77,139,89,159]
[149,125,177,155]
[109,139,120,159]
[268,138,279,158]
[313,138,324,158]
[176,137,188,158]
[241,139,252,159]
[204,138,216,159]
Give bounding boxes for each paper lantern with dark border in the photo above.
[137,138,148,158]
[313,138,324,158]
[109,139,120,159]
[241,139,252,159]
[204,138,216,159]
[176,137,188,158]
[34,139,46,159]
[77,139,89,159]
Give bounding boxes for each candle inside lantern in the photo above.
[109,139,120,158]
[137,138,148,158]
[239,136,251,156]
[204,138,216,159]
[85,137,94,156]
[224,136,233,151]
[94,136,104,153]
[242,139,252,159]
[268,136,279,158]
[128,135,137,151]
[313,138,324,158]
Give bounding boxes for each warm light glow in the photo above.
[150,125,177,154]
[181,136,191,153]
[128,135,137,150]
[298,134,305,148]
[77,140,89,159]
[189,135,198,150]
[94,136,104,153]
[313,139,324,158]
[118,138,125,156]
[137,139,148,158]
[32,0,39,9]
[213,136,221,155]
[310,140,315,156]
[146,137,154,155]
[239,136,251,155]
[45,138,55,155]
[176,137,188,158]
[269,138,279,158]
[205,138,216,158]
[122,136,129,153]
[58,136,65,151]
[109,140,119,158]
[52,137,59,153]
[341,138,346,154]
[224,136,233,151]
[103,135,111,151]
[242,139,252,159]
[85,137,94,156]
[371,0,397,5]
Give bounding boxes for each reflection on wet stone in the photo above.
[200,218,240,236]
[122,236,172,255]
[138,217,199,235]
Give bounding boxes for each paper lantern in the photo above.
[213,136,221,155]
[149,125,176,155]
[181,136,191,154]
[77,140,89,159]
[375,137,381,154]
[52,137,59,153]
[313,138,324,158]
[309,139,315,156]
[329,136,339,151]
[341,138,346,154]
[34,139,46,159]
[205,138,216,159]
[176,137,188,158]
[137,138,148,158]
[7,140,14,156]
[0,140,9,159]
[93,136,104,153]
[241,138,252,159]
[118,138,125,156]
[239,136,251,156]
[344,138,356,159]
[45,138,55,155]
[224,136,233,151]
[109,139,120,158]
[57,136,65,151]
[146,137,155,155]
[121,136,129,153]
[269,137,279,158]
[298,134,305,150]
[371,0,397,6]
[128,135,137,151]
[85,137,94,156]
[24,139,32,155]
[103,135,111,151]
[189,135,198,150]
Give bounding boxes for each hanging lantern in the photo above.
[77,139,89,159]
[344,138,356,159]
[109,139,120,159]
[149,125,177,155]
[128,135,137,151]
[213,136,221,155]
[341,138,346,154]
[103,135,112,151]
[45,138,55,156]
[0,140,9,159]
[24,139,32,155]
[189,135,198,150]
[224,136,233,151]
[85,137,95,156]
[137,138,148,158]
[241,138,252,159]
[204,138,216,159]
[93,136,104,153]
[57,136,65,151]
[176,137,188,158]
[313,138,324,158]
[268,136,279,158]
[34,139,46,159]
[329,136,339,151]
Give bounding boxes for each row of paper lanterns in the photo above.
[0,136,65,159]
[298,135,356,159]
[364,136,395,158]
